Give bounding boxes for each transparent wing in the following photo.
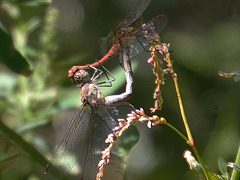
[128,15,168,58]
[100,14,167,62]
[100,32,114,56]
[81,102,135,180]
[48,102,135,180]
[116,0,152,33]
[151,15,168,35]
[47,105,93,179]
[100,0,151,56]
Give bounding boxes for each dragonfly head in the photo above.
[71,69,91,87]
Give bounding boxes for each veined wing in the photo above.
[47,105,93,179]
[129,16,167,58]
[100,0,152,56]
[82,102,136,180]
[101,15,167,63]
[115,0,152,33]
[127,15,168,58]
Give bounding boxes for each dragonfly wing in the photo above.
[116,0,151,32]
[128,35,147,58]
[102,102,135,123]
[47,106,94,178]
[100,31,114,56]
[80,108,116,180]
[100,37,109,56]
[125,15,168,58]
[150,15,168,34]
[118,35,147,61]
[81,102,135,179]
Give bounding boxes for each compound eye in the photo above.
[72,70,91,86]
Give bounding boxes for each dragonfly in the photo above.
[68,0,167,101]
[68,1,168,77]
[45,65,135,180]
[68,0,152,77]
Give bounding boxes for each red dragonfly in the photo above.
[68,0,168,78]
[45,66,136,179]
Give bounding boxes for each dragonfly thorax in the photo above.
[80,83,105,107]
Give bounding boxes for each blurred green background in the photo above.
[0,0,240,179]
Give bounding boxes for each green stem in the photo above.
[172,75,194,145]
[191,146,211,180]
[230,143,240,180]
[161,42,210,179]
[165,122,188,142]
[165,122,210,180]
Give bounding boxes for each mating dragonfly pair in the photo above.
[45,0,167,179]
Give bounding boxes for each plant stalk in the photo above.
[230,143,240,180]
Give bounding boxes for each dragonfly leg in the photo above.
[105,46,133,104]
[97,63,116,87]
[88,65,104,82]
[87,63,116,87]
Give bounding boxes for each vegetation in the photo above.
[0,0,240,179]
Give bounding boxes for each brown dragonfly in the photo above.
[45,66,136,180]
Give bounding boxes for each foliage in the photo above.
[0,0,240,180]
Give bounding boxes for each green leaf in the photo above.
[0,26,31,76]
[117,125,139,153]
[218,157,228,174]
[218,157,229,180]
